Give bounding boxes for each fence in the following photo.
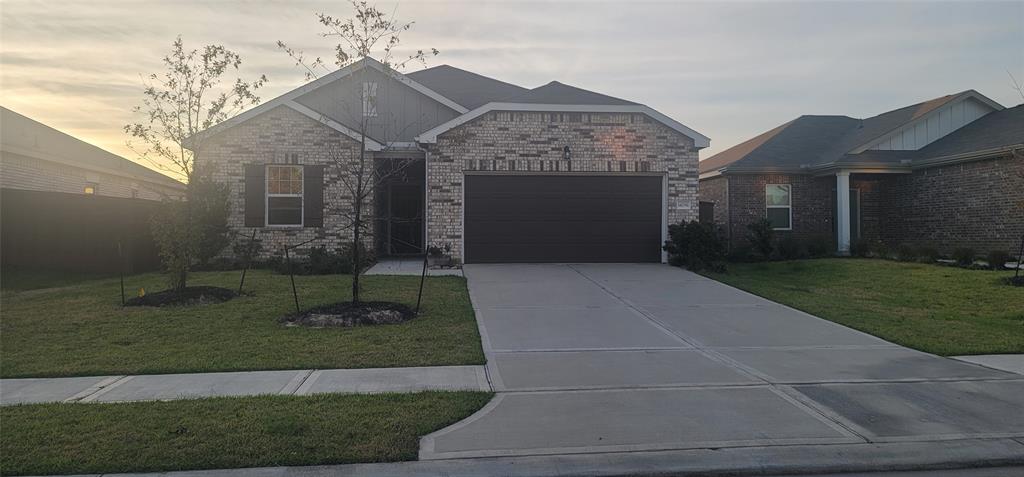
[1,188,162,274]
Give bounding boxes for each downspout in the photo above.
[417,142,430,254]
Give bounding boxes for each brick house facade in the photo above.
[194,58,709,263]
[699,92,1023,257]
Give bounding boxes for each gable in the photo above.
[294,65,464,144]
[859,95,1000,152]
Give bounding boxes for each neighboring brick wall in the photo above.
[880,155,1023,254]
[425,111,700,259]
[0,151,182,200]
[201,106,365,259]
[850,175,884,243]
[725,173,834,246]
[698,176,729,232]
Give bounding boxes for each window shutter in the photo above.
[244,165,265,227]
[303,165,325,227]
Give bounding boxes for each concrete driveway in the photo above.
[420,263,1024,460]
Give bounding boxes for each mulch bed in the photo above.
[282,301,416,328]
[124,286,237,307]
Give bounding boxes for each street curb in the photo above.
[37,437,1024,477]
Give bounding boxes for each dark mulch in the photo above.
[124,286,237,307]
[1006,276,1024,287]
[282,301,416,328]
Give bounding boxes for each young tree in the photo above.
[279,1,438,303]
[126,37,266,289]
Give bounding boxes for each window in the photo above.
[83,182,98,195]
[266,165,303,226]
[765,184,792,230]
[362,82,378,117]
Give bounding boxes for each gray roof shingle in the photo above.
[506,81,639,106]
[406,65,529,109]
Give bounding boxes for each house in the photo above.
[193,57,709,263]
[0,107,185,273]
[0,106,184,200]
[698,91,1024,255]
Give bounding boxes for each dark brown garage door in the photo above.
[464,175,662,263]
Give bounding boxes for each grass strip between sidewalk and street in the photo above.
[0,391,493,476]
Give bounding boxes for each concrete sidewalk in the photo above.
[0,365,490,405]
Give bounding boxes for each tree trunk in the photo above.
[351,132,366,304]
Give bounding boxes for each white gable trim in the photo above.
[415,102,711,148]
[849,90,1004,154]
[285,101,384,151]
[186,57,466,149]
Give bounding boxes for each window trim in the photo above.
[765,183,792,231]
[265,164,304,227]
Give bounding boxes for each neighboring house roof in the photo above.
[406,65,529,109]
[700,90,1014,175]
[0,106,184,189]
[192,57,710,150]
[505,81,639,106]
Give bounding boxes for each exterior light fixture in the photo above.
[563,145,571,160]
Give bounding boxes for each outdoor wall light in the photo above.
[563,145,571,160]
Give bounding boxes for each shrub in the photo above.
[849,238,871,258]
[986,250,1011,271]
[268,243,373,275]
[916,245,940,263]
[663,220,728,272]
[745,219,775,260]
[190,178,231,267]
[952,247,976,267]
[894,243,917,262]
[727,243,757,263]
[869,240,891,259]
[777,236,808,260]
[806,235,833,258]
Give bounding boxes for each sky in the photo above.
[1,0,1022,179]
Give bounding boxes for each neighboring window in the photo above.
[83,182,98,195]
[765,184,792,230]
[362,82,378,117]
[266,165,303,226]
[131,189,139,199]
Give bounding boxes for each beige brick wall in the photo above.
[201,105,368,259]
[0,151,181,200]
[425,111,700,260]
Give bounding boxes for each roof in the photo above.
[406,65,529,109]
[700,90,1013,175]
[0,106,184,188]
[505,81,639,106]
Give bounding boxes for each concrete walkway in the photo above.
[953,354,1024,374]
[0,366,489,405]
[421,263,1024,461]
[365,257,463,276]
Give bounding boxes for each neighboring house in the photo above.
[0,107,184,200]
[699,91,1024,255]
[194,57,709,263]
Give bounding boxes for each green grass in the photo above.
[0,270,484,378]
[705,259,1023,356]
[0,391,492,476]
[0,267,113,291]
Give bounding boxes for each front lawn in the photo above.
[0,391,492,476]
[0,270,484,378]
[705,259,1023,356]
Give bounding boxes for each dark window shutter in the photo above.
[303,165,325,227]
[244,165,265,227]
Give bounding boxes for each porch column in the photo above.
[836,171,851,254]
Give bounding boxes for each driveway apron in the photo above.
[420,263,1022,459]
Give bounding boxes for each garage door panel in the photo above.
[465,175,662,263]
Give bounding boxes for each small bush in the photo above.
[916,245,940,263]
[806,235,833,258]
[777,236,808,260]
[952,247,976,267]
[986,250,1011,271]
[745,219,775,260]
[849,238,871,258]
[869,240,891,259]
[268,243,373,275]
[663,219,728,272]
[894,243,917,262]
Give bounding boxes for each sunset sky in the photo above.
[1,0,1022,180]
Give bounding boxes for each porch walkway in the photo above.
[0,366,490,405]
[365,257,464,276]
